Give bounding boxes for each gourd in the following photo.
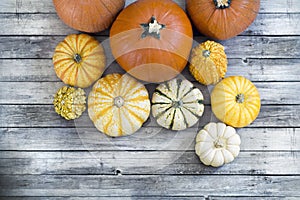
[53,86,86,120]
[195,122,241,167]
[88,73,151,137]
[110,0,193,83]
[186,0,260,40]
[53,0,125,33]
[189,40,227,85]
[211,76,261,128]
[152,78,204,130]
[53,34,106,88]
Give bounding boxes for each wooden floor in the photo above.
[0,0,300,199]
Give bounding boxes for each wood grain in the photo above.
[0,105,299,128]
[0,127,299,151]
[0,151,299,175]
[0,175,299,196]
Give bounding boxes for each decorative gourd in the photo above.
[152,78,204,130]
[110,0,193,83]
[211,76,261,128]
[53,34,106,88]
[195,122,241,167]
[189,40,227,85]
[53,86,86,120]
[186,0,260,40]
[53,0,125,33]
[88,73,150,137]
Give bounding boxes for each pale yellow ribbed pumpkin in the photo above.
[195,122,241,167]
[88,73,150,137]
[53,34,105,88]
[211,76,261,128]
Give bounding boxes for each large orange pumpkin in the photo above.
[53,0,125,33]
[186,0,260,40]
[110,0,193,83]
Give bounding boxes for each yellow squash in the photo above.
[53,34,106,88]
[211,76,261,128]
[189,40,227,85]
[88,73,151,137]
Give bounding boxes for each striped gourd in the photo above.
[88,73,150,137]
[53,34,105,88]
[211,76,261,128]
[152,78,204,130]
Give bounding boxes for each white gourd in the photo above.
[195,122,241,167]
[152,78,204,130]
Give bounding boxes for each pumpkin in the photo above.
[88,73,151,137]
[110,0,193,83]
[53,0,125,33]
[53,34,106,88]
[195,122,241,167]
[211,76,261,128]
[53,86,86,120]
[189,40,227,85]
[186,0,260,40]
[152,78,204,130]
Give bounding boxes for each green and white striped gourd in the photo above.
[152,78,204,130]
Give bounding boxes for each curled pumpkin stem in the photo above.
[214,0,231,9]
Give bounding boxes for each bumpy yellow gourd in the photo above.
[189,40,227,85]
[53,86,86,120]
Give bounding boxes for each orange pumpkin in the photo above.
[110,0,193,83]
[53,0,125,33]
[186,0,260,40]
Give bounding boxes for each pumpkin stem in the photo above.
[214,0,231,9]
[114,96,125,108]
[214,138,225,148]
[172,100,183,108]
[202,50,211,57]
[140,16,165,39]
[74,54,82,63]
[236,93,245,104]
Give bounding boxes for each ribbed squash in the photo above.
[53,34,106,88]
[88,73,151,137]
[211,76,261,128]
[189,40,227,85]
[152,78,204,130]
[195,122,241,167]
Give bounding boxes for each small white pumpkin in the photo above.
[195,122,241,167]
[152,78,204,130]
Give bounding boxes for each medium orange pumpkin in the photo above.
[186,0,260,40]
[110,0,193,83]
[53,0,125,33]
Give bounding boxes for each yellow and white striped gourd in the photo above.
[88,73,150,137]
[152,78,204,130]
[195,122,241,167]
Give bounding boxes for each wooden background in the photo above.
[0,0,300,199]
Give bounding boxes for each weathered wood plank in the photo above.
[0,14,299,36]
[0,127,299,151]
[1,36,299,59]
[0,151,299,175]
[0,175,299,196]
[0,198,204,200]
[0,0,299,13]
[1,59,300,82]
[1,81,299,105]
[0,105,299,128]
[209,197,300,200]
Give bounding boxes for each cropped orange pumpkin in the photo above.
[186,0,260,40]
[110,0,193,83]
[53,0,125,33]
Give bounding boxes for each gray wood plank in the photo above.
[0,175,299,196]
[0,0,299,13]
[209,197,300,200]
[0,151,299,175]
[1,36,299,59]
[0,127,299,151]
[0,198,204,200]
[0,105,299,128]
[0,14,299,36]
[1,59,300,82]
[0,81,299,105]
